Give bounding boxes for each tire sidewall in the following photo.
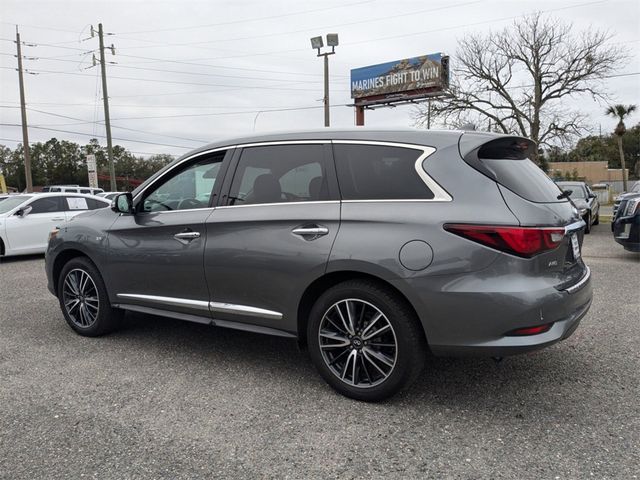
[307,281,423,401]
[57,257,113,336]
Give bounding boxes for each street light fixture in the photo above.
[310,33,338,127]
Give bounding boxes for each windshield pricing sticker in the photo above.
[571,233,581,259]
[67,198,88,210]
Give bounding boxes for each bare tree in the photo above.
[413,13,625,164]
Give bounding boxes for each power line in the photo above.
[0,123,196,149]
[117,0,375,34]
[114,1,481,49]
[24,107,210,143]
[0,66,351,92]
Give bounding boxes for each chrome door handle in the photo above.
[51,217,65,221]
[174,231,201,240]
[292,225,329,238]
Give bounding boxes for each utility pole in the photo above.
[97,23,116,191]
[15,27,33,193]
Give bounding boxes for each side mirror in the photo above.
[111,192,134,214]
[588,193,597,199]
[15,205,33,217]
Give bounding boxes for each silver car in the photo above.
[45,130,592,401]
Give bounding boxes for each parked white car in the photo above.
[0,193,110,257]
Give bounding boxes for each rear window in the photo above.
[473,138,563,203]
[484,159,565,203]
[333,144,434,200]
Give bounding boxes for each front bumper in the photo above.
[612,214,640,252]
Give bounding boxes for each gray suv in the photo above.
[45,130,592,401]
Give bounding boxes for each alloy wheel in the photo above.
[318,298,397,388]
[62,268,100,328]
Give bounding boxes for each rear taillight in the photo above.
[444,224,565,257]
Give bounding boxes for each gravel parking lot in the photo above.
[1,224,638,479]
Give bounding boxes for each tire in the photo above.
[584,214,591,234]
[307,280,427,402]
[57,257,122,336]
[593,213,599,226]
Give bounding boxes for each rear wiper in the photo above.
[557,190,572,200]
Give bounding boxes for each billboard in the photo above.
[350,53,448,100]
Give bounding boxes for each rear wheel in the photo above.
[57,257,122,336]
[307,280,426,402]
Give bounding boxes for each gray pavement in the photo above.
[0,224,638,479]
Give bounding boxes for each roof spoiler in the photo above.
[458,133,536,181]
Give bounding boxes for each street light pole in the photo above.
[311,34,338,128]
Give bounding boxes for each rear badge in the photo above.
[548,260,558,267]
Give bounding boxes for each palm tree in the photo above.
[606,104,637,192]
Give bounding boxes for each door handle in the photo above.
[174,231,201,241]
[292,225,329,239]
[51,217,65,221]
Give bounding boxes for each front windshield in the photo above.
[0,196,31,215]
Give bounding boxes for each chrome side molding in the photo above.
[116,293,283,320]
[209,302,283,320]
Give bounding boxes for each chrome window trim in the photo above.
[116,294,283,320]
[116,293,210,311]
[216,200,339,209]
[331,140,452,202]
[235,140,330,148]
[209,302,283,320]
[133,146,232,202]
[133,139,452,206]
[136,207,217,215]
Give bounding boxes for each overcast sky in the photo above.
[1,0,638,157]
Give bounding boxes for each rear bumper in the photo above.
[394,264,593,357]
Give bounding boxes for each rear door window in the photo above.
[227,144,332,205]
[29,197,65,214]
[332,144,434,200]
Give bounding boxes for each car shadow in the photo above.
[108,310,596,409]
[0,253,45,264]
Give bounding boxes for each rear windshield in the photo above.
[483,158,563,203]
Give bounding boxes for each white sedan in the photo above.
[0,193,110,257]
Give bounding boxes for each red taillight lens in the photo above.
[506,323,554,336]
[444,224,565,257]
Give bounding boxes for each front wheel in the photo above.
[307,280,427,402]
[584,213,591,234]
[57,257,122,336]
[593,213,599,225]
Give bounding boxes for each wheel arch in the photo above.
[0,235,5,256]
[51,248,98,294]
[296,270,426,349]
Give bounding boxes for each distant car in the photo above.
[43,185,104,196]
[612,193,640,252]
[0,193,110,257]
[97,192,122,200]
[556,181,600,233]
[613,181,640,217]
